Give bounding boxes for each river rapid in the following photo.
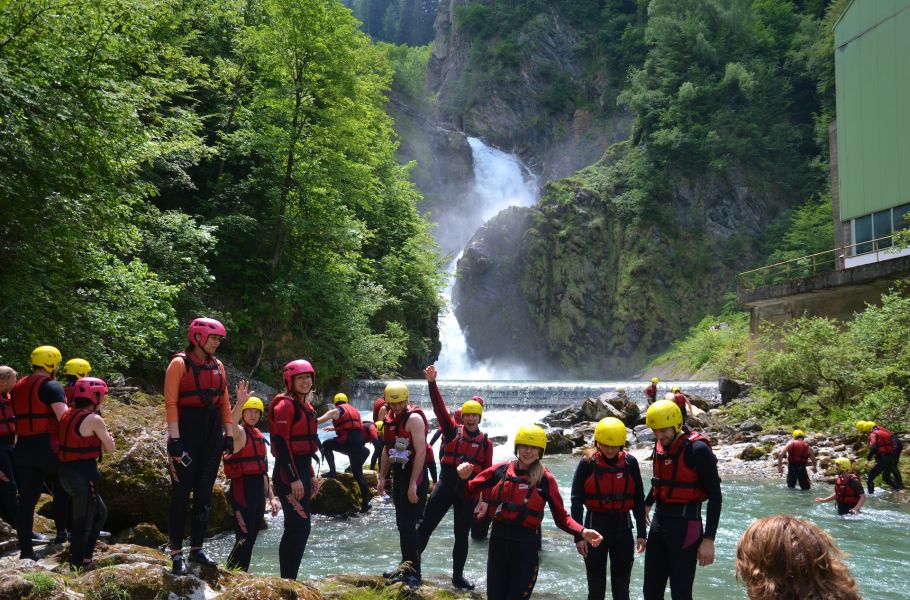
[206,380,910,599]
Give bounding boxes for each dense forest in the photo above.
[342,0,439,45]
[0,0,443,384]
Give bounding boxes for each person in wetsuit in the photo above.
[858,420,904,493]
[815,457,865,515]
[571,417,647,600]
[317,393,371,513]
[776,429,817,490]
[417,365,494,590]
[642,400,721,600]
[0,365,18,527]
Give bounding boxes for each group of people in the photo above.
[0,348,114,570]
[0,320,895,599]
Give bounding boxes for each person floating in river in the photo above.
[457,424,603,600]
[224,389,280,572]
[570,417,647,600]
[815,457,865,515]
[642,399,721,600]
[417,365,494,591]
[165,318,236,575]
[269,359,321,580]
[857,420,904,493]
[776,429,817,490]
[316,393,371,513]
[735,514,862,600]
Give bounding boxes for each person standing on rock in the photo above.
[0,365,18,527]
[776,430,817,490]
[571,417,647,600]
[858,420,904,493]
[224,390,280,572]
[57,377,114,570]
[316,393,371,513]
[165,318,236,575]
[815,457,865,515]
[642,399,721,600]
[11,345,68,560]
[377,381,429,590]
[269,359,321,580]
[457,425,603,600]
[417,365,494,591]
[54,356,91,544]
[645,378,659,405]
[670,387,693,423]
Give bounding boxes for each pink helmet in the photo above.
[71,377,108,405]
[472,395,485,407]
[283,359,315,391]
[453,408,463,425]
[187,318,226,347]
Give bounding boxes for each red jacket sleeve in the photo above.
[465,461,508,499]
[428,381,457,438]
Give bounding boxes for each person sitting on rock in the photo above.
[57,377,115,570]
[776,430,817,490]
[815,457,865,515]
[857,420,904,493]
[735,514,862,600]
[645,378,659,405]
[224,387,280,572]
[316,393,371,513]
[417,365,493,591]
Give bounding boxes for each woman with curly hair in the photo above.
[735,514,862,600]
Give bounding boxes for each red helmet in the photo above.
[472,395,485,406]
[453,408,463,425]
[187,318,226,347]
[283,359,315,391]
[71,377,108,405]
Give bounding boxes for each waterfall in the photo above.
[434,138,538,380]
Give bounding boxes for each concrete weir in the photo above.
[738,254,910,333]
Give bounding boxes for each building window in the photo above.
[894,203,910,231]
[854,214,872,254]
[873,209,892,249]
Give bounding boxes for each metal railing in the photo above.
[738,233,898,290]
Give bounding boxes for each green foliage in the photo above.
[377,42,433,112]
[22,572,59,598]
[85,574,130,600]
[346,0,438,45]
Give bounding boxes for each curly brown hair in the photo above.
[736,514,862,600]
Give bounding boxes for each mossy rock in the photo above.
[219,575,322,599]
[76,563,165,600]
[738,445,767,461]
[312,476,361,516]
[114,522,168,549]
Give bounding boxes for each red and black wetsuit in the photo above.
[785,439,812,490]
[11,373,67,558]
[0,390,17,525]
[834,472,864,515]
[643,429,722,600]
[417,381,493,583]
[467,460,585,600]
[224,424,268,572]
[644,383,657,405]
[322,401,370,512]
[571,451,647,600]
[866,426,904,493]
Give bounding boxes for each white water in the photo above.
[434,138,538,380]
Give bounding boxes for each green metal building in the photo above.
[833,0,910,266]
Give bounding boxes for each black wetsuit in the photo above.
[323,405,370,511]
[13,378,66,558]
[571,453,647,600]
[643,437,722,600]
[271,426,314,581]
[0,392,16,525]
[226,473,266,572]
[59,457,106,566]
[867,434,904,493]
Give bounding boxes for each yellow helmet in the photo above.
[855,420,867,432]
[384,382,409,404]
[31,346,62,373]
[333,393,348,405]
[646,400,683,433]
[594,417,627,447]
[792,429,805,439]
[671,386,681,393]
[833,457,851,472]
[864,421,876,432]
[242,397,264,413]
[63,358,92,378]
[461,400,483,416]
[514,425,547,457]
[376,420,385,433]
[651,377,659,384]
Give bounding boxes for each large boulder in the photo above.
[311,474,363,516]
[114,522,168,549]
[580,397,624,422]
[545,432,575,455]
[719,378,750,404]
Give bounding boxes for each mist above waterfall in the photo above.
[432,138,538,380]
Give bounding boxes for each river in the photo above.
[205,380,910,599]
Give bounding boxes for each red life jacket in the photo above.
[834,473,861,507]
[372,397,386,422]
[0,392,15,439]
[490,461,550,530]
[224,425,268,479]
[175,352,226,409]
[583,451,636,513]
[11,374,56,437]
[362,421,379,443]
[645,383,657,401]
[383,405,429,463]
[268,394,319,458]
[57,408,102,463]
[440,427,490,474]
[651,431,710,504]
[673,393,687,410]
[333,403,362,444]
[788,440,810,465]
[871,427,897,455]
[64,383,76,407]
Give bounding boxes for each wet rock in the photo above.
[220,575,321,599]
[0,520,16,555]
[686,415,706,430]
[312,475,361,516]
[545,432,575,455]
[634,425,655,444]
[489,435,508,446]
[541,405,577,425]
[738,420,763,433]
[739,445,767,461]
[580,397,624,422]
[687,394,719,411]
[718,378,750,403]
[114,522,167,549]
[622,403,641,428]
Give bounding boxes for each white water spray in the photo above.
[434,138,538,380]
